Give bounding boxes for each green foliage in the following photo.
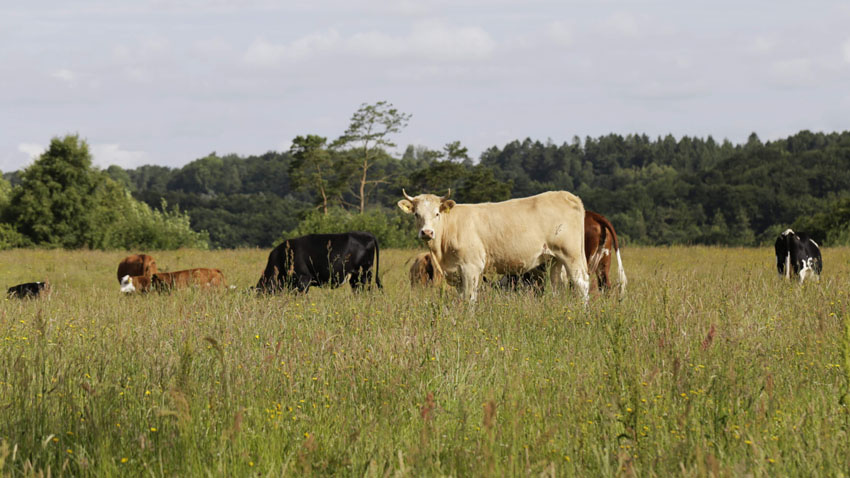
[289,135,344,214]
[457,165,512,203]
[282,207,419,248]
[12,128,850,249]
[0,223,28,250]
[3,134,208,250]
[792,196,850,246]
[333,101,412,213]
[481,131,850,245]
[6,135,114,248]
[103,197,210,250]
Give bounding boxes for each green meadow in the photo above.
[0,247,847,477]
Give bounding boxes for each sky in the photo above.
[2,0,850,172]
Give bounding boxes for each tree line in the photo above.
[2,102,850,250]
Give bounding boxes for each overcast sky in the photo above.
[2,0,850,172]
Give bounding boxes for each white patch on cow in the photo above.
[588,250,604,275]
[602,247,610,257]
[809,238,819,248]
[798,256,819,284]
[616,249,627,294]
[799,258,812,284]
[120,275,135,293]
[781,228,794,236]
[575,271,590,305]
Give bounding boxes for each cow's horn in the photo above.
[402,189,414,201]
[442,188,452,200]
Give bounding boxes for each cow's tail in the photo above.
[596,213,627,294]
[374,239,383,289]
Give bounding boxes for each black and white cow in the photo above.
[256,232,382,293]
[775,229,822,283]
[7,281,50,298]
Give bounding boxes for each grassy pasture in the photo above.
[0,246,848,477]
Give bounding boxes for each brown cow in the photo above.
[116,254,157,283]
[584,211,626,293]
[119,275,152,293]
[151,268,226,292]
[409,252,443,287]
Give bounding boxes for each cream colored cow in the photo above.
[398,190,589,303]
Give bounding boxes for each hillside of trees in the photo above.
[3,103,850,250]
[97,130,850,249]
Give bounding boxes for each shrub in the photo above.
[282,207,418,248]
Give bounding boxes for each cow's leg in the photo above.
[599,249,612,290]
[555,253,589,303]
[548,263,567,293]
[459,264,484,302]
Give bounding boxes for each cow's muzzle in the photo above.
[419,228,435,241]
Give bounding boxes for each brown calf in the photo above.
[152,268,226,292]
[409,252,443,287]
[120,275,152,293]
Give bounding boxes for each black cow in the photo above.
[256,232,382,293]
[7,281,50,299]
[775,229,822,283]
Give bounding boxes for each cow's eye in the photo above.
[435,212,440,217]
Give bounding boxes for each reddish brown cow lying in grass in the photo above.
[120,275,152,293]
[151,268,226,292]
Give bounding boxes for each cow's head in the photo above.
[398,189,455,242]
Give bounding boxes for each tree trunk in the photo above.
[359,159,367,214]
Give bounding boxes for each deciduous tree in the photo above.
[333,101,411,213]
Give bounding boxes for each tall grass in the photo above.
[0,246,847,476]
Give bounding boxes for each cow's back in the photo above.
[442,191,585,273]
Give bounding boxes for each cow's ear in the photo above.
[440,200,456,213]
[398,199,415,214]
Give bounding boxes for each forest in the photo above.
[2,102,850,250]
[111,130,850,249]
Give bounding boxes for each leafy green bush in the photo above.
[102,196,210,250]
[282,207,419,248]
[0,223,29,250]
[792,196,850,246]
[3,135,209,251]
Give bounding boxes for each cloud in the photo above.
[749,36,776,54]
[18,143,45,161]
[603,11,641,38]
[770,58,816,86]
[90,144,150,169]
[544,21,573,48]
[244,30,341,66]
[844,38,850,63]
[401,22,495,61]
[51,69,76,83]
[244,22,495,67]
